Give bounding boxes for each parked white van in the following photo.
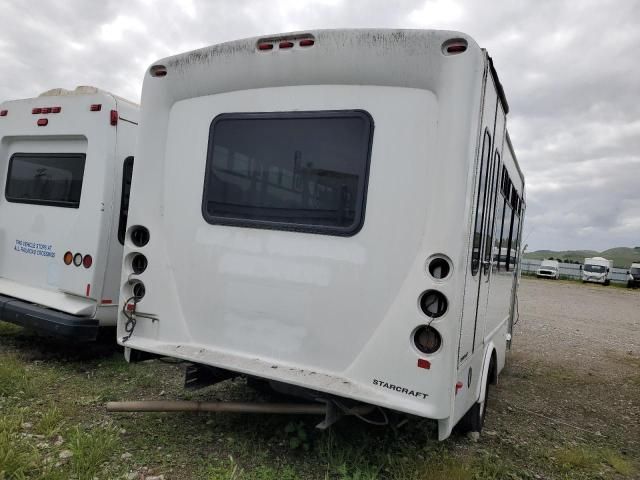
[536,259,560,280]
[582,257,613,285]
[627,263,640,289]
[117,29,525,439]
[0,86,138,340]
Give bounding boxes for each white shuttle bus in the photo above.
[0,86,138,341]
[582,257,613,285]
[118,29,525,439]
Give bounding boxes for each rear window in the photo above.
[202,110,374,236]
[5,153,86,208]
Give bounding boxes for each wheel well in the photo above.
[488,349,498,385]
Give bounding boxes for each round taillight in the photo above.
[420,290,448,318]
[428,256,451,280]
[83,254,93,269]
[73,253,83,267]
[63,251,73,265]
[133,282,146,299]
[131,254,148,274]
[413,326,442,354]
[130,226,150,248]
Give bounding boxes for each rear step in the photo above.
[0,294,98,341]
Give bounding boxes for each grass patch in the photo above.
[68,426,119,479]
[554,446,636,477]
[602,449,635,476]
[36,406,64,437]
[0,355,37,397]
[0,413,37,479]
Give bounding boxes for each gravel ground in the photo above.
[514,277,640,364]
[484,277,640,470]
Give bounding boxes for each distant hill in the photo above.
[524,247,640,268]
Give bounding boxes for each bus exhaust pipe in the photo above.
[106,400,377,429]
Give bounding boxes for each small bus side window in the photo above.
[471,130,492,276]
[117,157,134,245]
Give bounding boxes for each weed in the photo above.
[0,356,36,397]
[36,406,64,437]
[68,426,118,479]
[0,414,37,479]
[602,449,635,476]
[284,421,310,451]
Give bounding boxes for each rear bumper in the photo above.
[0,294,99,341]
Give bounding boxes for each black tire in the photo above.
[456,367,491,434]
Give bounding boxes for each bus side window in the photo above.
[118,157,134,245]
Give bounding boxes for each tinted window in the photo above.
[202,111,373,236]
[500,202,513,271]
[118,157,134,244]
[5,153,86,208]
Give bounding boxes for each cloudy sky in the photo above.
[1,0,638,252]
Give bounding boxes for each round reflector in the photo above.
[83,254,93,269]
[73,253,83,267]
[420,290,448,318]
[63,251,73,265]
[413,326,442,354]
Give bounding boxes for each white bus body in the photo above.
[118,29,525,439]
[582,257,613,285]
[0,86,138,340]
[536,259,560,279]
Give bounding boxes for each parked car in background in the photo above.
[0,86,138,341]
[536,259,560,280]
[581,257,613,286]
[627,263,640,289]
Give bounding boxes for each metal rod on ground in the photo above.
[106,400,374,416]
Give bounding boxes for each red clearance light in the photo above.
[299,39,314,47]
[90,104,102,111]
[447,44,467,54]
[150,65,167,77]
[32,107,42,114]
[37,118,48,126]
[0,110,7,117]
[417,358,431,370]
[442,38,468,55]
[258,42,273,51]
[455,381,464,395]
[51,106,61,113]
[110,110,118,126]
[279,41,294,49]
[83,254,93,268]
[41,107,51,114]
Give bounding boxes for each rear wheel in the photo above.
[456,361,493,434]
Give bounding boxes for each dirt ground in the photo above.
[0,276,638,479]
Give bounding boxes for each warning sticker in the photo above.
[14,239,56,258]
